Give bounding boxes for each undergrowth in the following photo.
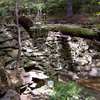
[50,81,95,100]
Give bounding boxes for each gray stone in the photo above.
[89,68,100,77]
[47,37,53,41]
[0,89,20,100]
[89,68,97,76]
[84,66,91,71]
[72,74,79,80]
[6,61,17,70]
[20,94,33,100]
[23,87,32,94]
[30,83,37,89]
[7,49,18,58]
[26,48,33,53]
[31,85,55,96]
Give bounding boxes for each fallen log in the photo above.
[30,24,99,40]
[6,24,99,40]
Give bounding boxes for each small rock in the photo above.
[72,74,79,80]
[31,85,55,96]
[84,66,91,71]
[72,95,79,99]
[89,49,93,53]
[89,68,98,77]
[28,70,48,79]
[47,80,54,88]
[0,86,8,98]
[22,73,33,84]
[81,59,88,65]
[84,45,89,50]
[96,62,100,67]
[30,83,37,89]
[76,66,81,71]
[80,72,88,78]
[6,61,17,70]
[91,64,95,67]
[22,70,48,85]
[24,87,31,94]
[26,48,33,53]
[47,37,53,41]
[68,71,74,76]
[33,52,43,56]
[20,94,33,100]
[67,36,71,41]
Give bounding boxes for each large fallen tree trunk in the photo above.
[30,24,99,40]
[6,24,100,40]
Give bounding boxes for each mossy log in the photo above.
[30,24,99,40]
[6,24,99,40]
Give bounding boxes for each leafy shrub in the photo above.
[50,81,95,100]
[45,0,66,15]
[50,81,81,100]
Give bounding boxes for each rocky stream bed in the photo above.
[0,24,100,100]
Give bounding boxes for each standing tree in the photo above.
[15,0,21,69]
[67,0,73,17]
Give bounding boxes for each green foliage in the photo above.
[96,12,100,15]
[45,0,66,15]
[50,81,81,100]
[72,0,81,13]
[0,0,46,16]
[0,0,15,16]
[96,24,100,30]
[98,1,100,5]
[50,81,95,100]
[0,0,99,16]
[45,0,98,15]
[80,0,99,13]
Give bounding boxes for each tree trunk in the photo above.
[15,0,21,69]
[67,0,73,17]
